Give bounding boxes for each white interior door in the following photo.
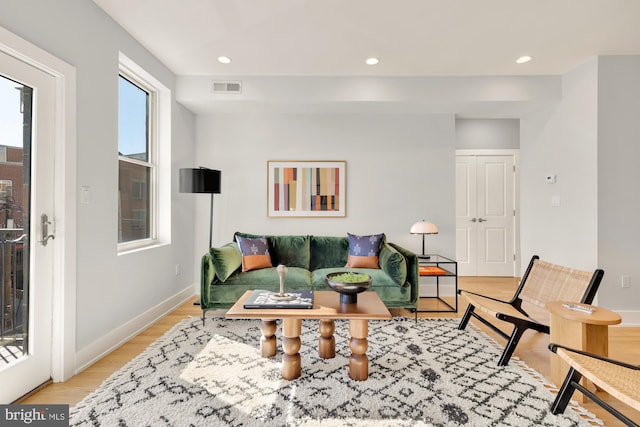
[456,153,516,276]
[455,156,477,274]
[0,50,55,403]
[476,156,515,276]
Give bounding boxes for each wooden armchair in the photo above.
[549,344,640,426]
[457,255,604,366]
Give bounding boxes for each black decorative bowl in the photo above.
[325,272,372,304]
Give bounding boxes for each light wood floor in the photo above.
[19,277,640,426]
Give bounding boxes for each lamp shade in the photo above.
[410,221,438,235]
[179,168,221,194]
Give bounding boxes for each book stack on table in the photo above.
[418,266,447,276]
[243,289,314,309]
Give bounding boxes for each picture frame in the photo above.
[267,160,346,217]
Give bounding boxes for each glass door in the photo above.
[0,50,55,403]
[0,74,30,368]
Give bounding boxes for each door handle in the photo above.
[40,213,55,246]
[478,218,487,222]
[470,218,477,222]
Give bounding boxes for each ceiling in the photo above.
[94,0,640,77]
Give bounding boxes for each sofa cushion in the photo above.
[379,243,408,286]
[345,233,384,269]
[269,235,311,269]
[235,232,310,269]
[235,235,273,272]
[309,236,349,269]
[218,266,311,289]
[210,242,242,282]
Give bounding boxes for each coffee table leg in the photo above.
[319,319,336,359]
[349,319,369,381]
[259,320,277,358]
[282,318,302,380]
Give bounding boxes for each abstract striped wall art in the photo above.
[267,161,346,217]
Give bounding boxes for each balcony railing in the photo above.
[0,229,26,364]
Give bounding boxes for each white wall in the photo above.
[178,75,562,117]
[520,59,599,272]
[597,56,640,312]
[520,56,640,322]
[0,0,198,364]
[194,113,456,265]
[456,119,520,149]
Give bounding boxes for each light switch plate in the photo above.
[80,186,91,204]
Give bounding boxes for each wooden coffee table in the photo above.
[226,290,392,381]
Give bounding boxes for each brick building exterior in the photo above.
[0,145,26,229]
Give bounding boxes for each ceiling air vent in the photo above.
[212,81,242,94]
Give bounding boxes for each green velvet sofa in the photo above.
[200,232,419,320]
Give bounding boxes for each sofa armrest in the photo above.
[388,242,419,305]
[200,252,216,308]
[379,244,408,286]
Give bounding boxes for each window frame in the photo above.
[117,53,171,254]
[131,178,146,201]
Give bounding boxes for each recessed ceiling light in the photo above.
[217,56,232,64]
[516,56,532,64]
[365,57,379,65]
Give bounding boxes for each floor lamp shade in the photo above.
[179,168,221,194]
[179,167,222,251]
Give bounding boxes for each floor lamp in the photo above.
[179,167,221,249]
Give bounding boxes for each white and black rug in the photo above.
[70,317,600,426]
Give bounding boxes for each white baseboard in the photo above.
[614,310,640,326]
[74,286,196,374]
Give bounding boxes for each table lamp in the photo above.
[410,220,438,259]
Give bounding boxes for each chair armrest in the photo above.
[549,343,640,370]
[459,289,510,304]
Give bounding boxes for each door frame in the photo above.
[456,149,520,276]
[0,26,76,383]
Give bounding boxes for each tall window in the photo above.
[118,54,170,251]
[118,75,153,244]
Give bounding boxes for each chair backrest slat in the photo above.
[520,259,595,308]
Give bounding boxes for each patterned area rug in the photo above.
[70,317,600,426]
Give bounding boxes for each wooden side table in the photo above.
[546,301,621,402]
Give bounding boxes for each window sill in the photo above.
[117,239,169,256]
